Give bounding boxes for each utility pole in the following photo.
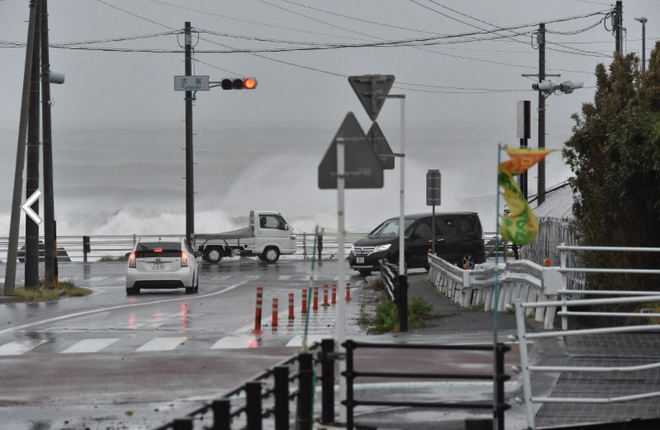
[537,23,546,206]
[25,2,41,288]
[615,1,623,55]
[184,22,194,244]
[41,0,57,286]
[5,0,39,294]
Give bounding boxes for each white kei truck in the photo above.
[193,211,297,263]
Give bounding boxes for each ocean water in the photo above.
[0,123,572,237]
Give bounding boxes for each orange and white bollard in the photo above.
[288,293,294,320]
[302,289,308,314]
[313,286,319,310]
[322,285,329,307]
[272,298,279,327]
[331,284,337,304]
[346,282,352,302]
[252,286,264,334]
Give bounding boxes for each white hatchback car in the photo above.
[126,239,199,295]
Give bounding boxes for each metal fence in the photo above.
[0,233,366,263]
[508,245,660,429]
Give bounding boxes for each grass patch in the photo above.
[8,279,91,302]
[361,279,433,334]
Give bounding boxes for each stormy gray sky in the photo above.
[2,0,657,132]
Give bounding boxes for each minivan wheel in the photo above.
[358,269,371,276]
[460,252,475,270]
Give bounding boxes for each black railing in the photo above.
[152,338,511,430]
[151,340,337,430]
[379,259,408,332]
[342,340,511,430]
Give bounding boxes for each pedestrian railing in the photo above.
[378,259,409,332]
[508,245,660,429]
[151,340,332,430]
[343,340,512,430]
[151,337,512,430]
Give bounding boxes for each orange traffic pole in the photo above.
[313,286,319,310]
[272,298,279,327]
[288,293,294,320]
[302,288,307,314]
[322,284,329,307]
[331,284,337,304]
[346,282,352,302]
[251,286,263,334]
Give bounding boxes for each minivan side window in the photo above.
[437,218,457,236]
[413,222,432,239]
[456,216,477,234]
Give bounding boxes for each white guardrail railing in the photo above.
[428,244,660,429]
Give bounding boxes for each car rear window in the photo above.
[135,242,182,258]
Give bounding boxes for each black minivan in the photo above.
[348,212,486,275]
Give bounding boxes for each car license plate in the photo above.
[356,257,364,264]
[152,263,165,270]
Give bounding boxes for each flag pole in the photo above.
[493,143,503,429]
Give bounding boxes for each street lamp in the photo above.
[635,17,648,75]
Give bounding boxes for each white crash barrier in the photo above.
[428,254,563,330]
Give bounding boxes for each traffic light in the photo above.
[220,78,257,90]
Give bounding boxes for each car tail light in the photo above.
[128,252,137,268]
[154,249,163,253]
[181,251,189,267]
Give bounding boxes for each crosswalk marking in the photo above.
[285,335,327,348]
[135,337,187,352]
[211,336,259,349]
[0,340,48,356]
[61,338,120,354]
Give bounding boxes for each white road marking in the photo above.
[0,340,48,356]
[61,338,120,354]
[285,335,327,347]
[211,335,260,349]
[136,337,186,352]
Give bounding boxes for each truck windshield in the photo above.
[368,218,416,238]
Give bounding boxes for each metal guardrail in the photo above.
[378,259,408,332]
[0,233,365,263]
[508,245,660,429]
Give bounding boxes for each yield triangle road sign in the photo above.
[348,75,395,121]
[318,112,384,189]
[367,122,394,170]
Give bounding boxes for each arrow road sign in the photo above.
[348,75,395,121]
[318,112,384,189]
[22,190,42,225]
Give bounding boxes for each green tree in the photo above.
[563,42,660,292]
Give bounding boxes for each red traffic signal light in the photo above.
[220,78,257,90]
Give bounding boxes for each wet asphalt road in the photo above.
[1,258,538,430]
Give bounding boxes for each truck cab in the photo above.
[194,210,297,264]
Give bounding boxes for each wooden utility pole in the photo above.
[25,1,42,288]
[4,0,39,294]
[41,0,57,286]
[537,23,546,205]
